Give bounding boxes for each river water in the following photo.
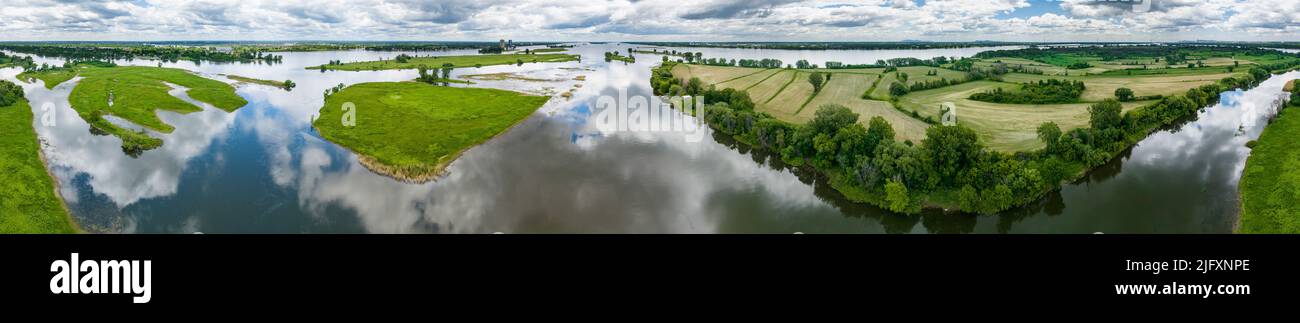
[1,44,1293,233]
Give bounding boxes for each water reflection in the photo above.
[3,44,1295,233]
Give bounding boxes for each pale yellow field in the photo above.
[722,68,783,90]
[760,72,818,116]
[800,73,929,142]
[1000,72,1231,102]
[748,70,797,103]
[670,64,766,84]
[898,81,1152,152]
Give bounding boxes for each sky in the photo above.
[0,0,1296,42]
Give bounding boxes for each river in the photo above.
[1,43,1294,233]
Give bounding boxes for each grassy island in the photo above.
[19,65,247,155]
[1239,79,1300,233]
[307,53,579,71]
[0,81,76,233]
[313,82,549,182]
[224,74,296,90]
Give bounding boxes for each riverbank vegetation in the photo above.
[19,65,247,155]
[654,45,1289,214]
[307,52,579,71]
[313,82,549,182]
[0,81,76,233]
[0,43,284,64]
[1239,79,1300,233]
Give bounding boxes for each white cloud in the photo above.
[0,0,1294,41]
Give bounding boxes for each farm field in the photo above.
[897,81,1152,151]
[800,73,928,142]
[1001,72,1236,102]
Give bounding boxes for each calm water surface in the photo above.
[2,44,1294,233]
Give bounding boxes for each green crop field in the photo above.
[313,82,550,182]
[308,53,580,71]
[0,99,76,233]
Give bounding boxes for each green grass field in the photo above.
[313,82,550,182]
[22,66,247,152]
[309,53,580,71]
[0,99,76,233]
[1239,106,1300,233]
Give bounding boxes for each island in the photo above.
[313,82,550,182]
[19,64,248,155]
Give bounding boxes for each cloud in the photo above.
[0,0,1293,41]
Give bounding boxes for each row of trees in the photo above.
[969,79,1087,104]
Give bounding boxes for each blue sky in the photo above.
[0,0,1295,42]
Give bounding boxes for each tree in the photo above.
[889,81,909,97]
[885,180,910,213]
[808,104,858,135]
[898,72,909,83]
[1115,87,1135,101]
[808,72,825,92]
[864,116,895,155]
[922,125,983,186]
[686,77,703,96]
[283,79,296,91]
[1088,99,1123,130]
[1037,122,1061,152]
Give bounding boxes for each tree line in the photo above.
[0,44,283,64]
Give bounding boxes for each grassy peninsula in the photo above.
[1239,79,1300,233]
[313,82,549,182]
[0,81,76,233]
